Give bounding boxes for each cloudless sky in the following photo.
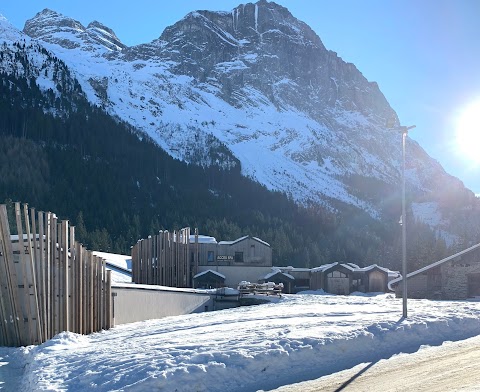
[1,0,479,193]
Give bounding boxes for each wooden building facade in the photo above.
[196,235,272,268]
[308,263,391,295]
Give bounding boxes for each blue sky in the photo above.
[1,0,479,193]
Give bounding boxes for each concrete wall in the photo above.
[111,284,214,326]
[396,274,428,298]
[197,266,272,288]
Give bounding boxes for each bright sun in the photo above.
[455,100,480,165]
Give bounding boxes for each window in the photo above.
[207,251,214,262]
[235,252,244,263]
[250,244,255,257]
[327,271,347,278]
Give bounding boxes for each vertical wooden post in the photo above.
[30,207,43,337]
[61,221,69,332]
[83,249,90,335]
[105,270,112,330]
[37,211,48,340]
[23,204,42,344]
[14,202,34,345]
[146,237,151,285]
[97,258,102,331]
[156,233,161,285]
[51,215,59,336]
[76,242,83,335]
[69,225,75,332]
[101,259,106,330]
[194,228,199,287]
[45,212,53,340]
[152,234,157,286]
[0,205,24,346]
[89,252,94,334]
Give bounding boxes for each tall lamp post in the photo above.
[399,125,415,318]
[387,119,415,318]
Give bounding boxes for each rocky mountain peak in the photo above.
[86,21,126,51]
[23,9,124,53]
[23,9,85,39]
[157,0,392,121]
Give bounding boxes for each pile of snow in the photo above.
[2,293,480,391]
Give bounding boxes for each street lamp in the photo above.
[398,124,415,318]
[387,119,415,318]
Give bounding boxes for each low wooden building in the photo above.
[259,270,295,294]
[193,270,226,289]
[310,262,392,295]
[358,265,390,293]
[390,243,480,300]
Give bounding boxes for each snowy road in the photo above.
[268,335,480,392]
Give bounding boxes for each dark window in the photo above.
[295,279,309,287]
[235,252,244,263]
[207,251,214,262]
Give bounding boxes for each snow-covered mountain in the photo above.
[1,1,478,239]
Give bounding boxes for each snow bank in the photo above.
[8,294,480,391]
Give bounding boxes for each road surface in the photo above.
[266,335,480,392]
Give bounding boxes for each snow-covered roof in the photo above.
[346,263,360,269]
[310,262,338,272]
[340,263,358,272]
[311,262,394,274]
[193,269,226,280]
[263,270,294,280]
[189,235,218,244]
[272,266,311,272]
[93,251,132,271]
[218,235,249,245]
[218,235,270,247]
[357,264,390,273]
[388,242,480,290]
[252,236,270,247]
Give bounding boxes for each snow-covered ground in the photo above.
[1,292,480,391]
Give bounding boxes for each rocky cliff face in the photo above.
[23,9,125,52]
[158,1,392,119]
[1,1,477,243]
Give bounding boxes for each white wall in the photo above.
[112,284,214,326]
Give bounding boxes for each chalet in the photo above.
[389,243,480,300]
[310,262,395,295]
[260,263,397,295]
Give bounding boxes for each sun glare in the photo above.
[455,100,480,165]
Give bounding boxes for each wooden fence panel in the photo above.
[131,227,196,289]
[0,203,112,347]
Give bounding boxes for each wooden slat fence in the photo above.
[132,228,198,287]
[0,202,111,347]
